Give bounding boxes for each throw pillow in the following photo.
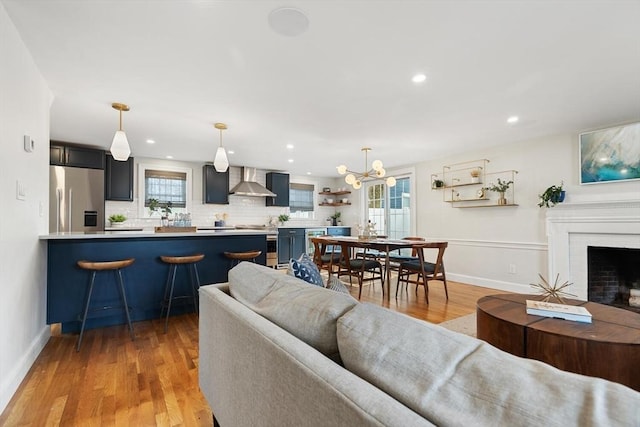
[288,253,324,287]
[326,276,351,295]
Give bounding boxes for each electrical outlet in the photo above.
[508,263,517,274]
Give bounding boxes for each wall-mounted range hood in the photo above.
[229,167,277,197]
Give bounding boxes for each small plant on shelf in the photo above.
[483,178,513,205]
[330,211,341,226]
[432,179,444,189]
[147,198,160,215]
[538,182,565,208]
[470,168,481,183]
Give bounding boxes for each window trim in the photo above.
[138,162,193,218]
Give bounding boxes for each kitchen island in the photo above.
[41,229,270,332]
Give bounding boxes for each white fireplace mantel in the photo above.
[546,200,640,300]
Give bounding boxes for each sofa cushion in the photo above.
[229,262,358,357]
[287,253,324,287]
[337,303,640,427]
[326,276,351,295]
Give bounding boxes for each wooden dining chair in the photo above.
[311,237,341,276]
[396,242,448,303]
[335,243,385,300]
[387,236,426,273]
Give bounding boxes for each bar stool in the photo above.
[224,250,262,268]
[76,258,135,351]
[160,253,205,333]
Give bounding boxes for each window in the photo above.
[138,163,192,217]
[364,170,414,242]
[145,169,187,208]
[289,183,314,212]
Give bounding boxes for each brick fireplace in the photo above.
[546,199,640,303]
[588,246,640,312]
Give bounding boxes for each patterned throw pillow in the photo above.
[325,276,351,295]
[288,253,324,287]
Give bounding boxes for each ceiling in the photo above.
[3,0,640,177]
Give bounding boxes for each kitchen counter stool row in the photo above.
[75,253,206,350]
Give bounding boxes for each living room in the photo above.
[1,1,639,424]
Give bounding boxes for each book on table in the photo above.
[525,300,592,323]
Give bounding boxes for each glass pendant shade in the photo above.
[345,173,356,185]
[372,159,383,171]
[214,146,229,172]
[337,165,347,175]
[386,176,397,187]
[353,180,362,189]
[110,130,131,161]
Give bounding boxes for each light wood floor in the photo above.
[0,277,500,426]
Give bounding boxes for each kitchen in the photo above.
[44,141,355,332]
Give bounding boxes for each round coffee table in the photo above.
[477,294,640,391]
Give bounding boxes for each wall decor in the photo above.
[579,122,640,184]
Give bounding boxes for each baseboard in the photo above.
[447,273,531,294]
[0,325,50,414]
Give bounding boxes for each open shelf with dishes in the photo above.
[319,190,351,206]
[433,159,518,207]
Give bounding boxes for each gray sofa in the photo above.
[198,262,640,427]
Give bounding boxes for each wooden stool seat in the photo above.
[160,254,205,264]
[76,258,135,351]
[77,258,135,271]
[224,250,262,261]
[160,253,204,333]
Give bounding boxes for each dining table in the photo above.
[312,235,448,301]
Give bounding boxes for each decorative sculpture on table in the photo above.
[530,273,576,303]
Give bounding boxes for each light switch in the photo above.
[16,180,26,201]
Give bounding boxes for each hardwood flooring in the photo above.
[0,277,500,426]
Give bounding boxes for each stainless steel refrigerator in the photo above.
[49,165,105,232]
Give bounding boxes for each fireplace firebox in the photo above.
[588,246,640,313]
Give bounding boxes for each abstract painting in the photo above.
[579,122,640,184]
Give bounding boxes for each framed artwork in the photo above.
[579,122,640,184]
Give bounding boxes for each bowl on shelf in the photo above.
[326,198,334,204]
[341,198,348,203]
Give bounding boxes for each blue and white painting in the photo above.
[580,122,640,184]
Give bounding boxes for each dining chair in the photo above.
[336,243,385,300]
[311,236,341,276]
[387,236,426,273]
[396,242,448,303]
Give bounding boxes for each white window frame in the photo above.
[138,162,193,218]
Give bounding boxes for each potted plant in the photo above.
[278,214,290,225]
[108,214,127,227]
[470,168,481,184]
[330,211,341,226]
[538,182,565,208]
[484,178,513,205]
[432,178,444,189]
[148,198,160,216]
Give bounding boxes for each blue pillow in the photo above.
[289,253,324,287]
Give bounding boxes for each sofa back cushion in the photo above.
[229,262,358,358]
[337,303,640,427]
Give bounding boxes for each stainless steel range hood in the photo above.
[229,167,277,197]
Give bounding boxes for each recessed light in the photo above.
[166,155,173,159]
[268,7,309,37]
[227,150,235,155]
[507,116,519,124]
[412,73,427,83]
[306,172,312,175]
[288,159,294,163]
[146,139,155,144]
[286,144,294,149]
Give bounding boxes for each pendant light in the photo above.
[110,103,131,161]
[214,123,229,172]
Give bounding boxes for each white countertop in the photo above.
[40,229,275,240]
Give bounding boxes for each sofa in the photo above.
[198,262,640,427]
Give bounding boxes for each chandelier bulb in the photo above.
[376,167,386,178]
[337,165,347,175]
[386,176,397,187]
[372,159,383,171]
[345,173,356,185]
[353,180,362,189]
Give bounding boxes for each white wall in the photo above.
[416,132,640,293]
[0,2,52,413]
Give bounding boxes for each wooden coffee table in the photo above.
[477,294,640,391]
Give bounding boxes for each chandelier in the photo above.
[337,147,396,189]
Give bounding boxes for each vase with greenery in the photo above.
[108,214,127,227]
[484,178,513,205]
[148,198,160,216]
[330,211,341,226]
[538,182,565,208]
